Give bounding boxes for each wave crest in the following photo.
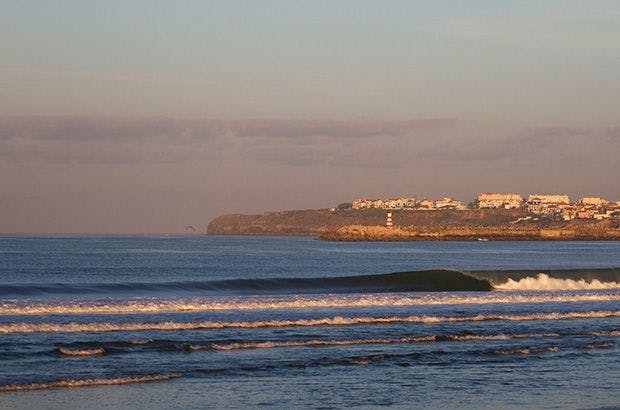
[491,346,559,356]
[204,333,560,351]
[495,273,620,291]
[2,292,618,316]
[1,310,617,334]
[0,373,181,392]
[57,347,106,357]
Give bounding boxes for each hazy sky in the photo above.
[1,1,619,233]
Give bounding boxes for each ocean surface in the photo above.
[0,235,618,409]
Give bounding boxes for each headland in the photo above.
[207,208,620,241]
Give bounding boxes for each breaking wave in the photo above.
[1,310,617,334]
[1,268,618,298]
[469,268,620,290]
[494,273,620,291]
[2,292,618,316]
[0,373,181,392]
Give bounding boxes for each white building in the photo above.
[434,197,465,210]
[352,197,416,210]
[579,197,608,206]
[384,198,416,209]
[476,193,523,209]
[417,198,434,210]
[526,194,570,214]
[352,199,383,209]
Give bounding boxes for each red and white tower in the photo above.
[386,212,394,229]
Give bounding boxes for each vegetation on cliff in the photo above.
[207,208,525,235]
[207,207,620,240]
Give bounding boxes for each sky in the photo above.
[1,0,619,233]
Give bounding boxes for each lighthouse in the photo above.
[386,211,394,229]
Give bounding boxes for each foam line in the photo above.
[57,347,106,356]
[2,292,618,316]
[0,373,181,392]
[1,311,617,334]
[202,332,560,351]
[495,274,620,291]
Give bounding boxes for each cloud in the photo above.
[603,126,620,142]
[413,125,619,166]
[0,116,456,165]
[1,117,616,170]
[0,116,455,141]
[230,117,456,139]
[0,116,227,141]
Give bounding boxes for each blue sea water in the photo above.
[0,236,618,409]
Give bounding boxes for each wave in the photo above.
[491,346,559,356]
[3,292,618,316]
[40,330,594,357]
[581,341,615,349]
[200,333,560,351]
[493,273,620,291]
[57,347,106,356]
[205,336,438,351]
[0,373,181,392]
[468,268,620,290]
[0,269,492,297]
[585,330,620,337]
[2,268,618,298]
[41,330,607,357]
[1,310,617,334]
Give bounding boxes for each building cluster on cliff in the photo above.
[352,197,466,211]
[351,193,620,221]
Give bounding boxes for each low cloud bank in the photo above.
[0,116,617,169]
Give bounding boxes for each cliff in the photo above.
[207,208,620,240]
[207,208,526,236]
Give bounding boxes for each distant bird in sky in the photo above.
[186,225,196,232]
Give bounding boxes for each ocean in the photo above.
[0,235,618,409]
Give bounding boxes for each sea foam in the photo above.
[1,291,618,316]
[0,373,181,392]
[57,347,106,356]
[1,310,618,334]
[495,273,620,291]
[202,332,560,351]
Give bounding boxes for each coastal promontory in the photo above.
[207,207,620,240]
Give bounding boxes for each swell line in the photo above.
[1,310,618,334]
[0,269,492,297]
[45,330,617,357]
[2,268,618,299]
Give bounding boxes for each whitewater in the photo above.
[1,236,619,409]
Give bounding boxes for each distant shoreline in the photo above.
[207,208,620,240]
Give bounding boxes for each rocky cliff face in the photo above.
[319,220,620,241]
[206,208,526,235]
